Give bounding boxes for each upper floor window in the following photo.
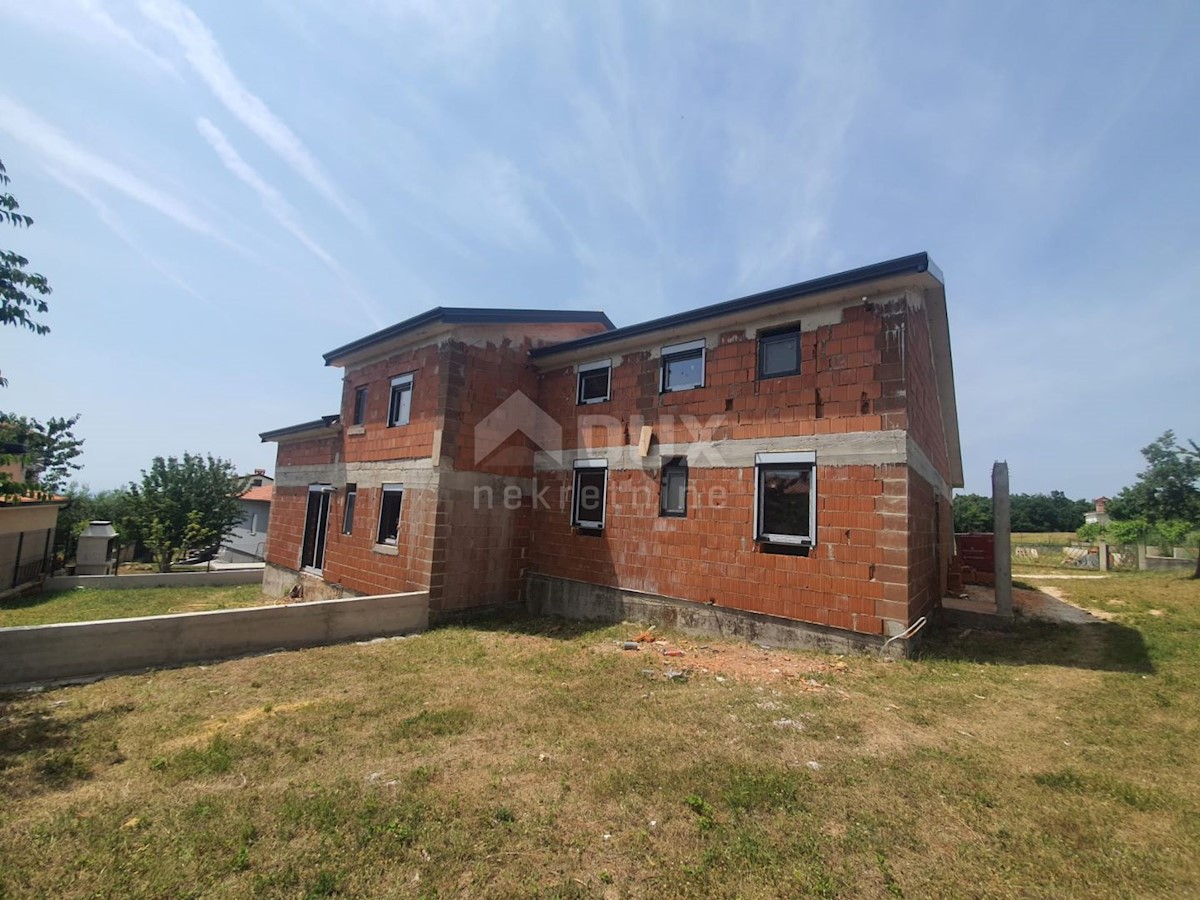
[758,324,801,379]
[661,339,705,392]
[754,451,816,546]
[352,385,369,425]
[577,359,611,405]
[388,374,413,427]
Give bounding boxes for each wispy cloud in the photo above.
[195,116,383,326]
[139,0,363,229]
[0,0,176,74]
[43,165,210,305]
[197,117,337,269]
[0,94,230,246]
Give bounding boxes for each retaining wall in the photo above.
[0,591,429,688]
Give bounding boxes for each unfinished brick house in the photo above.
[261,252,961,652]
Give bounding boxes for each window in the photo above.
[300,484,332,570]
[758,324,801,379]
[661,339,705,392]
[571,460,607,529]
[342,483,357,535]
[660,458,688,517]
[388,374,413,427]
[251,478,263,487]
[754,451,816,545]
[577,359,611,404]
[352,386,369,425]
[376,483,404,545]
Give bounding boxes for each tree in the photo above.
[953,493,992,532]
[1,158,52,386]
[1107,430,1200,579]
[0,411,83,500]
[128,453,247,572]
[1108,431,1200,524]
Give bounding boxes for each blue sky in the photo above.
[1,0,1197,498]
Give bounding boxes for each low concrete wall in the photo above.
[0,591,429,688]
[45,569,264,591]
[1144,556,1195,572]
[525,574,912,658]
[262,562,363,602]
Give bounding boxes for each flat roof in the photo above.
[529,252,940,358]
[259,414,339,443]
[323,307,614,366]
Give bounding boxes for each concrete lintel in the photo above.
[535,429,910,472]
[275,459,437,489]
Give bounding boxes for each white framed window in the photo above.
[660,339,705,392]
[388,374,414,427]
[376,483,404,545]
[754,451,817,546]
[577,359,612,405]
[571,459,607,530]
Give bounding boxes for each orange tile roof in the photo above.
[240,484,274,503]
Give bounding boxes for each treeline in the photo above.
[953,491,1091,534]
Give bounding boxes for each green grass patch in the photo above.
[0,583,268,627]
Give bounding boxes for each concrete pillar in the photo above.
[1137,543,1147,571]
[992,462,1013,617]
[1098,540,1109,572]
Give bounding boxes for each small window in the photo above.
[758,324,801,379]
[755,451,816,545]
[353,386,369,425]
[660,458,688,517]
[388,374,413,427]
[251,478,263,487]
[577,359,611,405]
[343,483,357,535]
[571,460,607,530]
[661,339,705,392]
[377,483,404,544]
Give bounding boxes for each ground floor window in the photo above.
[301,484,332,570]
[660,457,688,517]
[571,460,607,529]
[376,483,404,545]
[754,451,816,545]
[342,483,357,535]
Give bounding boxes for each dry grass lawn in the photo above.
[1,572,1198,898]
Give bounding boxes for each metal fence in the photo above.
[0,527,54,592]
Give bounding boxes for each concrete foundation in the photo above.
[525,573,919,658]
[0,591,429,688]
[262,562,365,601]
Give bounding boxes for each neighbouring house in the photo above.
[260,252,962,653]
[0,461,67,598]
[220,469,273,562]
[1084,497,1111,527]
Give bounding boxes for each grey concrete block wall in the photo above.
[0,591,429,688]
[525,573,913,658]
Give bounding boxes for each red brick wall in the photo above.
[535,300,906,453]
[320,483,436,595]
[906,469,947,622]
[903,304,951,483]
[341,343,444,463]
[529,462,918,636]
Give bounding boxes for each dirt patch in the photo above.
[599,636,851,688]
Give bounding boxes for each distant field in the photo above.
[0,584,269,628]
[2,574,1198,897]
